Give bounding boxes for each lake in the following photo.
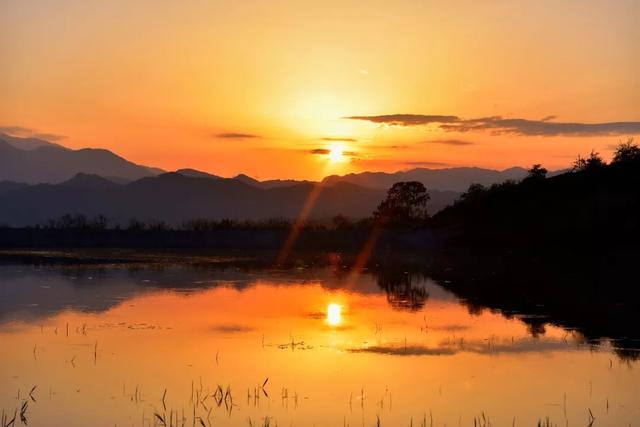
[0,253,638,426]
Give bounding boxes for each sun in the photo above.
[328,144,345,163]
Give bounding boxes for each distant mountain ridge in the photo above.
[0,132,551,193]
[0,134,163,184]
[322,167,532,192]
[0,172,459,227]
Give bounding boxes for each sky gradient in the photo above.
[2,0,639,179]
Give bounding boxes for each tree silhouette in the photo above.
[572,150,606,172]
[373,181,430,225]
[526,164,548,180]
[612,138,640,163]
[459,183,487,202]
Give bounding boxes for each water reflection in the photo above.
[326,303,342,326]
[0,255,639,426]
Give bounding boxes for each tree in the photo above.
[459,183,487,201]
[612,138,640,163]
[572,150,606,172]
[526,164,548,180]
[373,181,430,225]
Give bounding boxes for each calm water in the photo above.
[0,258,638,426]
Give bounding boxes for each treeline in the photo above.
[431,138,640,248]
[4,215,378,232]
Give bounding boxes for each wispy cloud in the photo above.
[403,161,450,167]
[0,125,66,141]
[350,158,449,168]
[310,148,331,155]
[423,139,475,146]
[309,148,358,157]
[321,137,358,142]
[216,132,260,139]
[346,114,459,126]
[345,114,640,136]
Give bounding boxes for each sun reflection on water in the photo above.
[326,303,343,326]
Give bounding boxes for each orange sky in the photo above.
[1,0,639,180]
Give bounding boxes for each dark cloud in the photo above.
[345,114,640,136]
[216,132,260,139]
[321,137,358,142]
[423,139,475,146]
[345,114,459,126]
[444,117,640,136]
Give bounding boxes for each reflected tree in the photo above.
[375,269,429,311]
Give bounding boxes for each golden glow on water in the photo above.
[326,303,342,326]
[0,264,638,426]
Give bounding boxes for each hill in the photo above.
[323,166,532,192]
[0,173,457,227]
[432,156,640,248]
[0,136,163,184]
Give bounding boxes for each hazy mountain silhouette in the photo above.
[176,168,223,179]
[0,173,459,226]
[323,167,533,192]
[0,132,69,151]
[183,167,532,192]
[0,135,163,184]
[233,173,316,189]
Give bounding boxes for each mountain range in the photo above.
[0,133,545,225]
[0,133,162,184]
[0,172,462,226]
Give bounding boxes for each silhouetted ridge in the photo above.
[62,173,119,189]
[176,168,222,179]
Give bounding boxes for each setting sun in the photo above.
[326,303,343,326]
[328,145,345,163]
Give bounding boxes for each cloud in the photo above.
[33,132,66,141]
[403,161,450,167]
[0,125,66,141]
[309,148,358,157]
[0,125,32,134]
[321,137,358,142]
[423,139,475,146]
[345,114,640,136]
[216,132,260,139]
[346,114,459,126]
[349,158,449,168]
[364,144,412,150]
[444,117,640,136]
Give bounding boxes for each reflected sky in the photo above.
[0,261,638,426]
